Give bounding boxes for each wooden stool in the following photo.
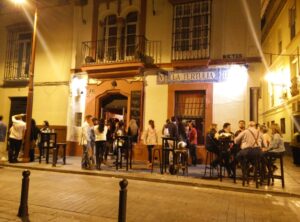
[203,150,215,178]
[52,143,67,167]
[151,148,162,173]
[267,152,285,188]
[241,154,262,188]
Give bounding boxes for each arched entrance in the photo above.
[99,93,128,122]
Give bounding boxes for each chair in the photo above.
[151,147,162,173]
[266,152,285,188]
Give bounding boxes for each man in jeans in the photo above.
[234,121,264,180]
[9,114,26,163]
[0,116,7,161]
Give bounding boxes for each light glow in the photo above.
[12,0,26,5]
[214,65,249,102]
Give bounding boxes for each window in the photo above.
[289,3,296,40]
[103,14,117,61]
[172,1,211,60]
[280,118,286,134]
[99,11,139,62]
[125,11,138,57]
[4,26,32,81]
[175,91,206,144]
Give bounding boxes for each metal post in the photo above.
[18,170,30,218]
[118,179,128,222]
[24,7,38,162]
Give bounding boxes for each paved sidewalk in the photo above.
[1,155,300,197]
[1,168,300,222]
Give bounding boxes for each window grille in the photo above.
[99,11,139,62]
[175,91,206,144]
[4,25,32,81]
[172,1,211,60]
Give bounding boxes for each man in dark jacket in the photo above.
[168,116,178,139]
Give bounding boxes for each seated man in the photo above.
[234,121,264,164]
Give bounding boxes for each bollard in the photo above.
[118,179,128,222]
[18,170,30,218]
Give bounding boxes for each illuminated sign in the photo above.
[157,67,233,84]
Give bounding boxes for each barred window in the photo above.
[125,11,138,57]
[4,25,32,81]
[172,1,211,60]
[175,91,206,145]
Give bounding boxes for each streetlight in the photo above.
[12,0,37,162]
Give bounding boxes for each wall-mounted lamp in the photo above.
[111,80,117,88]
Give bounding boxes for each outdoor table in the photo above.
[161,136,178,174]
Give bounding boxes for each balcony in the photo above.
[4,59,30,87]
[81,36,161,78]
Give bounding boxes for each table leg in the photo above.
[63,145,66,165]
[52,148,57,167]
[130,148,132,169]
[126,148,129,171]
[46,148,49,164]
[39,147,42,164]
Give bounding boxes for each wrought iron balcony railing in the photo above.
[81,35,161,65]
[4,59,30,81]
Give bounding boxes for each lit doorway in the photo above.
[99,93,128,122]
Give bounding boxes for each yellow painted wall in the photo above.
[260,0,300,142]
[143,73,168,142]
[145,0,173,63]
[0,4,74,128]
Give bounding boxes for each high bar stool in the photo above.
[266,152,285,188]
[151,147,162,173]
[203,149,216,178]
[241,153,262,188]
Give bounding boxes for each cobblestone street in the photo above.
[0,167,300,222]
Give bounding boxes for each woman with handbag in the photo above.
[144,120,158,168]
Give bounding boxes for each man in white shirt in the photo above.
[0,116,7,161]
[9,114,26,163]
[234,121,264,162]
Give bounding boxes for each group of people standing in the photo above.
[80,115,139,170]
[0,114,51,163]
[206,120,285,177]
[143,116,198,168]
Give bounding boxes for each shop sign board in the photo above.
[157,67,233,84]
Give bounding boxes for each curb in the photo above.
[1,163,300,199]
